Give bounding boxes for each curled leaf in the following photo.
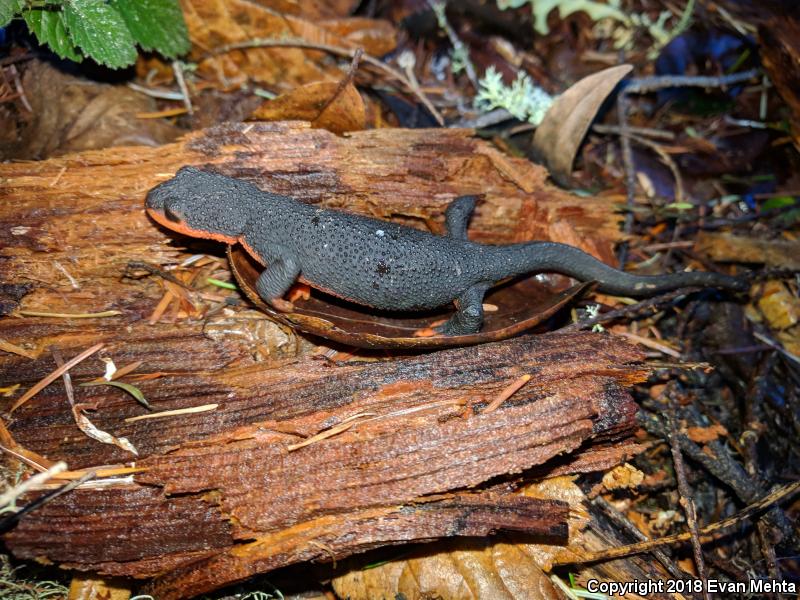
[533,64,633,186]
[80,380,150,409]
[72,403,138,456]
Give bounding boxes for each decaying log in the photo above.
[0,122,645,597]
[5,333,647,597]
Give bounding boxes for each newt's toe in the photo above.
[287,283,311,303]
[412,327,437,338]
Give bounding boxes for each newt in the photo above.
[146,167,746,335]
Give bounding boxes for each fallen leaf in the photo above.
[68,574,131,600]
[1,61,179,160]
[757,280,800,330]
[71,403,138,456]
[602,463,644,491]
[686,423,728,444]
[181,0,396,92]
[250,81,366,135]
[332,477,586,600]
[533,64,633,186]
[696,232,800,269]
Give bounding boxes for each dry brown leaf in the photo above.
[627,508,655,538]
[0,418,55,471]
[757,280,800,330]
[686,423,728,444]
[696,231,800,269]
[182,0,396,91]
[332,477,587,600]
[287,15,397,57]
[1,61,178,160]
[533,64,633,185]
[601,463,644,491]
[777,326,800,357]
[250,81,366,134]
[71,404,138,457]
[68,574,131,600]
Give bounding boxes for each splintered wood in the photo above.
[5,333,647,598]
[0,122,643,598]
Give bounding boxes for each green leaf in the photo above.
[762,196,797,211]
[1,0,25,28]
[62,0,137,68]
[23,8,83,62]
[110,0,189,59]
[666,202,694,211]
[207,277,237,290]
[80,380,151,409]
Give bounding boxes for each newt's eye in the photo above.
[164,207,183,223]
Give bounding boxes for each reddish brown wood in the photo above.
[0,122,644,598]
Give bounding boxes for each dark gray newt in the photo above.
[146,167,747,335]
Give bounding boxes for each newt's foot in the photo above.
[269,297,296,312]
[414,319,449,337]
[413,327,437,338]
[287,283,311,303]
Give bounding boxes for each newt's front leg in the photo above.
[253,248,301,312]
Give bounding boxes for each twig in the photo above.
[667,389,710,600]
[552,480,800,565]
[639,409,798,544]
[0,53,37,67]
[9,64,32,112]
[127,82,186,101]
[592,495,689,581]
[753,331,800,366]
[51,348,75,407]
[0,461,67,510]
[317,48,363,116]
[124,403,219,423]
[561,286,702,333]
[0,468,95,534]
[454,107,513,129]
[427,0,479,89]
[125,261,194,290]
[16,310,121,318]
[8,343,104,413]
[208,38,445,126]
[592,123,676,141]
[624,69,759,94]
[483,374,531,413]
[0,338,38,359]
[287,413,376,451]
[615,331,681,358]
[616,91,635,269]
[171,60,193,115]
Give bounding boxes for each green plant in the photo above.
[0,554,69,600]
[474,65,555,124]
[0,0,190,69]
[496,0,695,57]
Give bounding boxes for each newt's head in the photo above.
[146,166,251,243]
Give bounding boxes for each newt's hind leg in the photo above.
[436,282,493,335]
[254,251,301,312]
[444,195,477,239]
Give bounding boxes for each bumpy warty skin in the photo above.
[146,167,747,316]
[246,198,490,310]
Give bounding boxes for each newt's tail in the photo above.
[486,242,747,297]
